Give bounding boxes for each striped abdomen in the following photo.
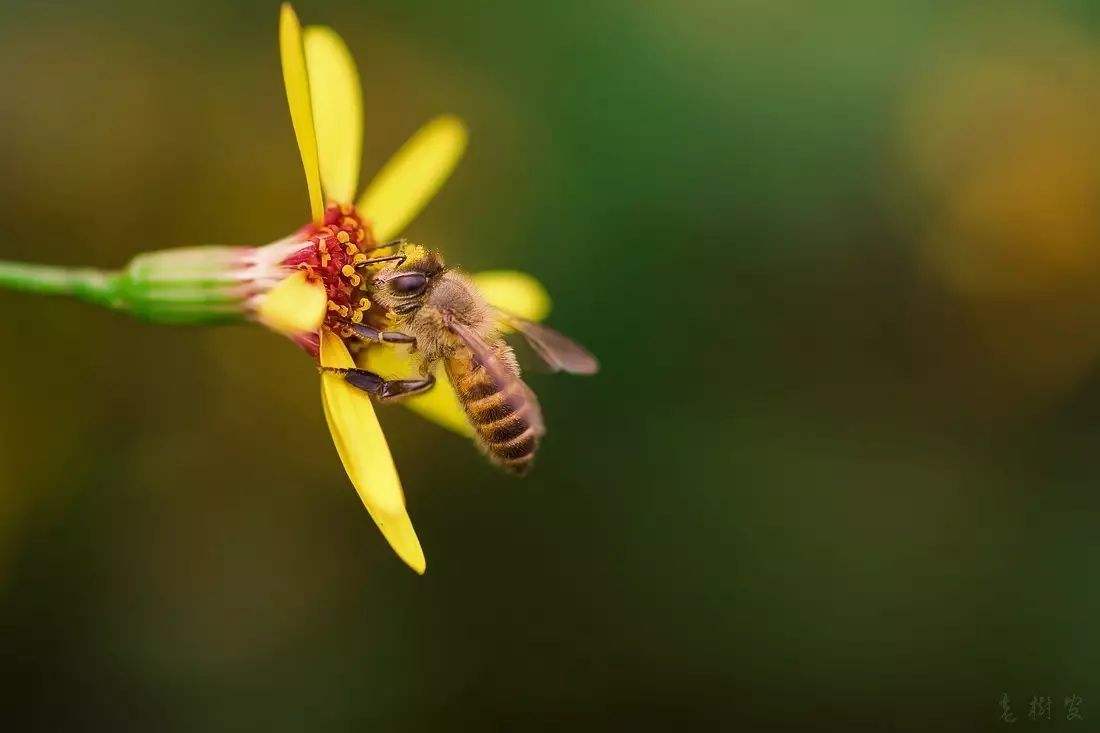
[446,347,543,475]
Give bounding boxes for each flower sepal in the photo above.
[112,246,257,325]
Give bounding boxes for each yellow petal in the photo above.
[280,3,325,222]
[358,345,474,437]
[357,115,468,241]
[304,26,362,205]
[256,271,327,335]
[471,270,552,323]
[320,329,425,574]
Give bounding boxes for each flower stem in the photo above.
[0,260,121,308]
[0,248,253,325]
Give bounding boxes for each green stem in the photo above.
[0,260,122,309]
[0,247,252,325]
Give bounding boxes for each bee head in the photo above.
[369,243,445,313]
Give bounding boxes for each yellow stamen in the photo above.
[341,264,355,277]
[336,230,350,244]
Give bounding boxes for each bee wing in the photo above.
[448,318,545,437]
[494,309,600,376]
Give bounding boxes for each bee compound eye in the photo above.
[389,273,428,296]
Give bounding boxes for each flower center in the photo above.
[281,204,379,326]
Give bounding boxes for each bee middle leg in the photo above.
[345,323,416,347]
[322,367,435,401]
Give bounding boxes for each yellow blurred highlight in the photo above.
[899,9,1100,409]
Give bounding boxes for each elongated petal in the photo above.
[471,270,552,322]
[304,26,362,205]
[256,271,328,335]
[359,345,474,437]
[357,115,468,241]
[280,3,325,221]
[320,329,425,574]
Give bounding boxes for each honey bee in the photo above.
[332,243,597,474]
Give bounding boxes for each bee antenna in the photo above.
[354,254,406,270]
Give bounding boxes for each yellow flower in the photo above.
[254,4,553,573]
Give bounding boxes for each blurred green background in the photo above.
[2,0,1100,729]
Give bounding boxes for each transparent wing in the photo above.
[494,310,599,375]
[280,3,325,222]
[357,115,468,241]
[303,25,362,205]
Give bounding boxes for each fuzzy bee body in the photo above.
[445,343,541,474]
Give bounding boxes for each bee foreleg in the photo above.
[322,367,435,401]
[345,322,416,347]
